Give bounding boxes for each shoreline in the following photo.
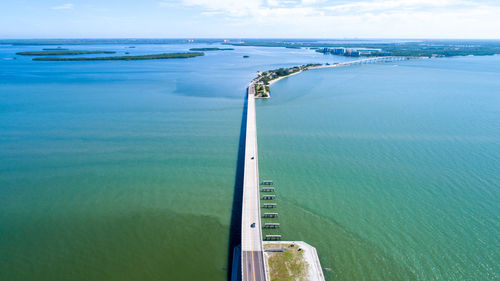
[32,52,204,61]
[247,56,413,281]
[266,63,342,86]
[267,69,304,86]
[254,56,414,98]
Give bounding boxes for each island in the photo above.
[252,56,415,98]
[42,48,69,51]
[225,40,500,58]
[17,50,116,56]
[253,64,321,97]
[189,47,234,51]
[32,52,204,61]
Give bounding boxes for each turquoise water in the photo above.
[0,44,350,281]
[1,43,499,281]
[257,56,500,280]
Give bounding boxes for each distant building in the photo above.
[317,47,390,57]
[345,49,360,57]
[331,48,346,55]
[358,50,373,56]
[318,47,345,55]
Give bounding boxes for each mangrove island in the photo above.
[17,50,116,56]
[189,47,234,51]
[32,52,204,61]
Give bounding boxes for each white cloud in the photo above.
[159,0,500,38]
[301,0,326,5]
[180,0,262,16]
[201,11,224,16]
[51,3,74,10]
[324,0,476,14]
[166,0,492,18]
[266,0,280,7]
[159,0,178,7]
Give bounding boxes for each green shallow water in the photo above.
[1,43,499,281]
[257,56,500,280]
[0,43,350,281]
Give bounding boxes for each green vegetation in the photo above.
[17,50,116,56]
[257,65,321,85]
[4,39,499,58]
[42,48,68,51]
[373,42,500,57]
[32,52,204,61]
[258,66,301,85]
[226,40,500,57]
[226,42,308,48]
[255,84,270,98]
[188,47,234,51]
[253,63,322,97]
[265,243,308,281]
[0,38,224,45]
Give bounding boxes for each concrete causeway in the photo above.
[241,82,266,281]
[237,59,408,280]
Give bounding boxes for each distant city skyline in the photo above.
[1,0,500,39]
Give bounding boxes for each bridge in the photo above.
[234,55,412,280]
[336,56,411,66]
[237,55,408,281]
[306,56,411,71]
[240,82,267,281]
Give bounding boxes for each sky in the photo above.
[1,0,500,39]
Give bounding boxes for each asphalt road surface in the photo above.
[241,84,266,281]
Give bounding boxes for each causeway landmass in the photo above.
[253,64,320,98]
[252,57,411,98]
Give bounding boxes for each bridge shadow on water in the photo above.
[226,91,248,281]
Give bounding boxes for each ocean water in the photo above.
[0,43,350,281]
[1,43,499,281]
[257,56,500,280]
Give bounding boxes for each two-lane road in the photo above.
[241,83,266,281]
[242,251,265,281]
